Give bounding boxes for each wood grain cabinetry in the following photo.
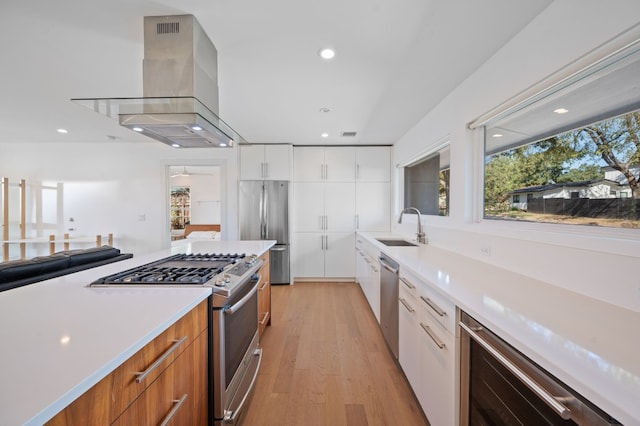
[258,251,271,337]
[46,300,209,426]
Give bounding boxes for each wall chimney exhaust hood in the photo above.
[72,15,245,148]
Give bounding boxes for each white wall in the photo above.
[0,141,238,256]
[393,0,640,311]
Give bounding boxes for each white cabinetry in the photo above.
[398,273,421,393]
[293,146,355,182]
[355,236,380,321]
[356,182,390,232]
[240,144,292,180]
[292,146,390,278]
[356,146,391,182]
[294,232,355,277]
[292,180,355,278]
[398,268,456,426]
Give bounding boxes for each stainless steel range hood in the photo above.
[72,15,244,147]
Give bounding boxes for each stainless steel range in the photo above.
[91,252,264,425]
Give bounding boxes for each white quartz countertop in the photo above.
[358,232,640,425]
[0,239,274,426]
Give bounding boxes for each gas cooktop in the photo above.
[89,253,261,294]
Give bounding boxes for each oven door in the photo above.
[211,274,263,425]
[459,311,621,425]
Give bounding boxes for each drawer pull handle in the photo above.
[135,336,188,383]
[399,297,415,313]
[420,295,446,317]
[260,312,270,325]
[400,276,416,290]
[259,280,269,291]
[420,323,446,349]
[160,393,188,426]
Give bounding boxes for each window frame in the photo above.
[466,25,640,256]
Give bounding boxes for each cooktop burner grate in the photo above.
[91,252,246,285]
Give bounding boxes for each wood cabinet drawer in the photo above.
[112,330,208,426]
[46,300,208,425]
[258,251,271,337]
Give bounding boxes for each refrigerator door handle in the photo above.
[261,183,267,239]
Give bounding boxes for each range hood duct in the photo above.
[72,15,244,148]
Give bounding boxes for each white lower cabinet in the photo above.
[294,232,355,278]
[398,280,420,393]
[356,237,380,321]
[399,269,456,426]
[418,300,455,426]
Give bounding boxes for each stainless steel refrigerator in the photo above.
[239,181,290,284]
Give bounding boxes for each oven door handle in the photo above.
[224,348,263,423]
[224,275,261,315]
[459,322,572,420]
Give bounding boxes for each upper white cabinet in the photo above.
[240,144,292,180]
[356,146,391,182]
[293,146,356,182]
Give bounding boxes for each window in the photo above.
[404,145,450,216]
[479,37,640,229]
[170,186,191,230]
[513,194,520,203]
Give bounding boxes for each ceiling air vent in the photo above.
[157,22,180,35]
[341,131,357,137]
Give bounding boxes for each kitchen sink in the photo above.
[375,238,419,247]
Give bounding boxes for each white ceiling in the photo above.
[0,0,552,146]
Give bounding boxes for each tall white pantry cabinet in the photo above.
[292,146,391,279]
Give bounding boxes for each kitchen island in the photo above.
[358,231,640,425]
[0,240,274,426]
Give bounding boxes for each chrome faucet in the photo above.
[398,207,427,244]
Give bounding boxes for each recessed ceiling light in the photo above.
[554,108,569,114]
[318,48,335,60]
[191,125,202,131]
[319,107,331,113]
[492,133,503,138]
[56,128,68,134]
[171,143,181,148]
[132,127,144,132]
[321,133,329,138]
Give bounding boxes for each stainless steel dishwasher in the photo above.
[379,253,399,358]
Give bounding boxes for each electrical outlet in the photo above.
[480,246,491,257]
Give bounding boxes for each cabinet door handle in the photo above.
[260,312,270,325]
[160,394,188,426]
[420,295,446,317]
[135,336,188,383]
[399,297,415,313]
[420,323,446,349]
[259,280,269,291]
[400,276,416,290]
[325,235,329,250]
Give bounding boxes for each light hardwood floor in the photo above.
[242,281,429,426]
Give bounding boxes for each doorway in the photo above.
[168,165,222,241]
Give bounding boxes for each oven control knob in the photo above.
[214,274,231,287]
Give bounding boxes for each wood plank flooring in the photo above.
[242,281,429,426]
